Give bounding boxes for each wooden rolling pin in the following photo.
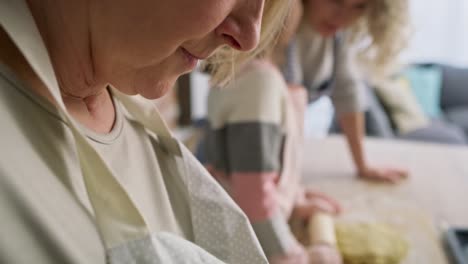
[308,212,337,246]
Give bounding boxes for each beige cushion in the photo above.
[374,78,429,134]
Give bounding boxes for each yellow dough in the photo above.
[336,223,409,264]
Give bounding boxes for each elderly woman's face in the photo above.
[91,0,264,98]
[304,0,369,37]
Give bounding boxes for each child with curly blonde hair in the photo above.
[284,0,411,183]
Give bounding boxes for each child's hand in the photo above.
[292,189,341,220]
[308,244,342,264]
[358,165,408,183]
[269,241,309,264]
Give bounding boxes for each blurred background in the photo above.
[403,0,468,67]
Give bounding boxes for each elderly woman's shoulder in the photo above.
[0,64,73,175]
[0,64,62,120]
[0,65,38,118]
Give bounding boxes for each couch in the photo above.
[345,64,468,145]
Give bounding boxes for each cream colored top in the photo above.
[86,98,189,239]
[296,24,367,115]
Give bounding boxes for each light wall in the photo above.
[402,0,468,66]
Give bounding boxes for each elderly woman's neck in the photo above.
[26,0,100,96]
[23,0,115,133]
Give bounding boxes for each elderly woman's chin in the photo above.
[136,75,179,100]
[113,67,183,99]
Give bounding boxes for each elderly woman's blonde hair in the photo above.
[204,0,292,86]
[349,0,410,78]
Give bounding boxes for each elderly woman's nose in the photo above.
[216,0,264,51]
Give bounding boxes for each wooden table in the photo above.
[300,136,468,264]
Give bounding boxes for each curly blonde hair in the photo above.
[349,0,411,78]
[204,0,291,86]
